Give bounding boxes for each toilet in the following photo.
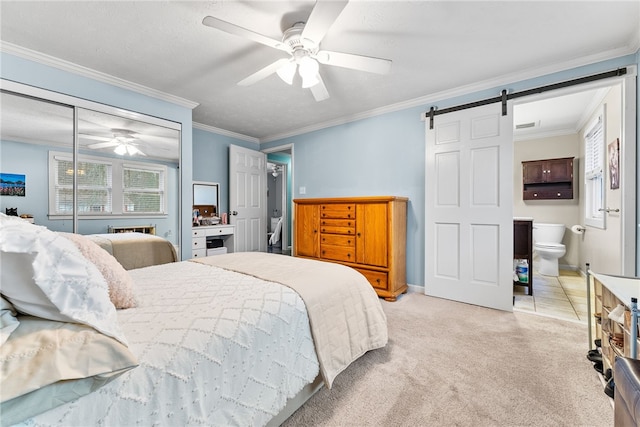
[533,223,566,276]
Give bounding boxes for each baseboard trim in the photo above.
[407,283,423,294]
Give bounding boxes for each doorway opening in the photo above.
[511,73,635,322]
[263,145,293,255]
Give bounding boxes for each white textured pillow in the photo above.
[0,295,19,345]
[0,213,127,344]
[60,232,139,309]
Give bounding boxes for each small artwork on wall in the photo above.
[608,138,620,190]
[0,173,26,197]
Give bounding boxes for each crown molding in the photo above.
[1,42,199,110]
[193,122,260,144]
[261,44,638,143]
[513,128,578,142]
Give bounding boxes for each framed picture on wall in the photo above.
[608,138,620,190]
[0,173,26,197]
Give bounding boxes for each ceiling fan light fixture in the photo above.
[298,56,319,88]
[114,144,127,155]
[126,145,140,155]
[276,61,297,85]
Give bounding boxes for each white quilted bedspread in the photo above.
[21,261,319,427]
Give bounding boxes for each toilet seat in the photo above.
[534,242,565,250]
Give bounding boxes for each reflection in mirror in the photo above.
[193,182,219,226]
[0,89,181,247]
[0,91,74,232]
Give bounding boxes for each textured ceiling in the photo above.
[1,1,639,142]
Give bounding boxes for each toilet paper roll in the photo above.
[571,224,585,235]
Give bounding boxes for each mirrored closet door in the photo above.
[0,86,181,246]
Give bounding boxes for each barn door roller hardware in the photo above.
[425,68,627,129]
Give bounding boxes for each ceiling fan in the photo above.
[83,129,146,156]
[202,0,392,102]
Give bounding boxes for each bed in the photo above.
[0,213,388,426]
[85,232,178,270]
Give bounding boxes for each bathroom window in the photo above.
[583,107,605,229]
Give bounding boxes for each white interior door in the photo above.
[229,144,267,252]
[425,102,514,311]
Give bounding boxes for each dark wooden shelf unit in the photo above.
[522,157,574,200]
[513,219,533,295]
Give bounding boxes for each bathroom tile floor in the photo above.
[514,269,590,323]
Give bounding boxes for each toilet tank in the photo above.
[533,223,566,243]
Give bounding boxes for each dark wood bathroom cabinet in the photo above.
[522,157,574,200]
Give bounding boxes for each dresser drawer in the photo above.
[192,237,206,250]
[192,228,206,238]
[320,218,355,227]
[320,245,355,263]
[321,234,355,247]
[320,225,356,235]
[205,226,234,236]
[355,268,388,291]
[320,203,356,219]
[192,248,206,258]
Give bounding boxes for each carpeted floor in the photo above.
[283,292,612,426]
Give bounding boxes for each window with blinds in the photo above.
[49,152,167,217]
[584,107,605,229]
[123,166,164,213]
[53,158,112,214]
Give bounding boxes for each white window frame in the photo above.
[583,106,606,229]
[49,151,168,219]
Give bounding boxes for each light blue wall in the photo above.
[262,52,639,287]
[264,107,426,285]
[192,127,259,216]
[1,52,193,258]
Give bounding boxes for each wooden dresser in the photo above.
[294,196,408,301]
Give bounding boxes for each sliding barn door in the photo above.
[229,144,267,252]
[425,103,513,311]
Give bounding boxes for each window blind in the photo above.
[122,167,164,213]
[54,159,112,213]
[585,114,604,179]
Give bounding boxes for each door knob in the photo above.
[231,211,238,216]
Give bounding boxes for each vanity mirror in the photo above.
[193,181,219,225]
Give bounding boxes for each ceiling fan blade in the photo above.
[315,50,392,75]
[87,141,118,149]
[301,0,348,44]
[238,58,291,86]
[79,134,112,142]
[310,73,330,102]
[202,16,290,53]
